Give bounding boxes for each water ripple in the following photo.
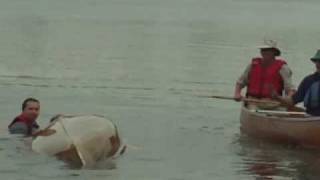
[0,82,155,91]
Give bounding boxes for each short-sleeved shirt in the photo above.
[237,63,295,92]
[292,72,320,116]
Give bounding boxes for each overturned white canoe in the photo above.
[32,115,125,168]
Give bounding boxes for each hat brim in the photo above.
[311,58,320,62]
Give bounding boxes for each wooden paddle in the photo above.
[201,95,305,112]
[201,95,280,105]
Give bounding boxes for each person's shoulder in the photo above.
[8,121,28,135]
[14,115,22,121]
[280,63,291,71]
[9,115,21,126]
[251,57,261,62]
[274,58,288,66]
[306,72,318,79]
[301,72,318,83]
[249,57,262,67]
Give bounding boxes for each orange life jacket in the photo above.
[247,58,286,98]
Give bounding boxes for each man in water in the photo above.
[234,40,295,101]
[8,98,41,136]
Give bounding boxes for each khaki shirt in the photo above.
[237,64,295,91]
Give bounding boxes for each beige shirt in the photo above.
[237,63,295,91]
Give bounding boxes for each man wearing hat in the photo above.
[274,50,320,116]
[234,40,295,101]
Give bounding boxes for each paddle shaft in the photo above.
[207,95,305,112]
[208,95,279,104]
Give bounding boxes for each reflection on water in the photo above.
[235,134,320,180]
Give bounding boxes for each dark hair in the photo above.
[22,98,40,111]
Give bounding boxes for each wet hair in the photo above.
[22,98,40,111]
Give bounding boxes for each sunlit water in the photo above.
[1,0,320,179]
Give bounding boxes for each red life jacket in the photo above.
[8,114,36,134]
[247,58,286,98]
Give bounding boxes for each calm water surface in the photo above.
[1,0,320,179]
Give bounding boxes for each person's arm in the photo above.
[273,75,309,107]
[31,129,44,137]
[234,83,243,101]
[291,76,310,104]
[31,121,57,137]
[234,64,251,101]
[273,95,295,107]
[279,65,296,96]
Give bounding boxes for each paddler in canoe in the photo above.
[274,49,320,116]
[233,40,296,109]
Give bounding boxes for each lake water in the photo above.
[1,0,320,179]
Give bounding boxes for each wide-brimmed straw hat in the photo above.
[257,40,281,56]
[311,50,320,62]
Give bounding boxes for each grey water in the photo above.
[1,0,320,179]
